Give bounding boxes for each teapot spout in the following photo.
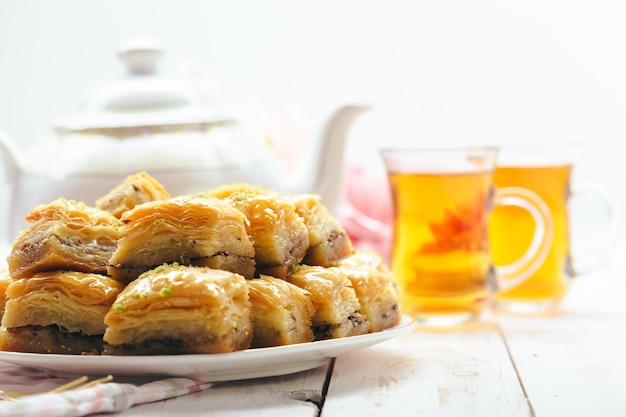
[307,104,370,215]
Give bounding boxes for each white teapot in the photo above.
[0,40,368,241]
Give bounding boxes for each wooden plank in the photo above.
[322,323,532,417]
[501,316,626,417]
[101,362,330,417]
[498,265,626,417]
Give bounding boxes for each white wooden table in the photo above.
[96,242,626,417]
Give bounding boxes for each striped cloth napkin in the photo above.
[0,361,212,416]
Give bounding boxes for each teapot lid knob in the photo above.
[117,38,164,75]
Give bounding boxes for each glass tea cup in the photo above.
[380,147,553,326]
[489,143,622,313]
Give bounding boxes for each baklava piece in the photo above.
[337,251,401,332]
[107,194,255,283]
[286,265,369,340]
[0,270,12,321]
[95,171,171,218]
[103,264,253,355]
[6,198,123,279]
[290,194,354,267]
[247,275,315,348]
[0,271,124,354]
[211,186,309,278]
[209,182,275,200]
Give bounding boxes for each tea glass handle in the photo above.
[493,186,555,291]
[570,181,623,275]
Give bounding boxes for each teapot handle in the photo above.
[0,129,23,244]
[0,129,22,184]
[310,104,370,215]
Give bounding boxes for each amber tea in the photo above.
[490,164,572,309]
[388,170,492,321]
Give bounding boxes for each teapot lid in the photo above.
[53,39,234,131]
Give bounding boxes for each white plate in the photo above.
[0,314,415,382]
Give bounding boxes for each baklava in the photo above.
[247,275,315,347]
[211,186,309,278]
[0,270,124,354]
[290,193,353,267]
[286,265,369,339]
[95,171,171,218]
[107,194,256,282]
[209,183,275,200]
[6,198,123,279]
[0,270,12,321]
[103,264,253,355]
[337,250,401,332]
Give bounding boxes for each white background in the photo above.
[1,0,625,238]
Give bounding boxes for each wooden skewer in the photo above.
[48,375,89,393]
[0,374,114,401]
[71,375,114,390]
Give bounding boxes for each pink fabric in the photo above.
[339,164,393,261]
[0,361,212,416]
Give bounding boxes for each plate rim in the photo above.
[0,314,416,381]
